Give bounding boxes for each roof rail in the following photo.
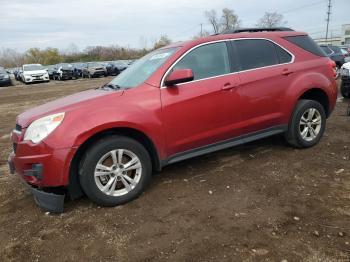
[222,27,294,34]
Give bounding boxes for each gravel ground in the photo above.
[0,78,349,261]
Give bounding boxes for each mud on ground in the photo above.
[0,78,349,261]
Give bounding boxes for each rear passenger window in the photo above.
[275,45,293,64]
[234,39,279,71]
[173,42,230,81]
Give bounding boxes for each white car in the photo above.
[340,62,350,99]
[21,64,50,84]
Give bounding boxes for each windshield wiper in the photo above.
[100,83,121,90]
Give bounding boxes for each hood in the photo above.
[17,89,123,128]
[341,62,350,70]
[23,69,47,75]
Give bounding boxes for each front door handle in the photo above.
[221,82,239,91]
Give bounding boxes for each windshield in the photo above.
[23,64,44,71]
[108,47,178,89]
[58,63,73,69]
[87,62,102,67]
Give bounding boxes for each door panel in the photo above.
[232,39,294,134]
[161,74,242,157]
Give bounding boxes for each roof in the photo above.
[163,28,307,51]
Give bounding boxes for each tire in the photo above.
[285,99,326,148]
[340,82,350,98]
[79,135,152,206]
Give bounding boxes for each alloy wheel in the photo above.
[299,108,322,142]
[94,149,142,197]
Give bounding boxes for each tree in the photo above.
[153,35,172,49]
[256,12,287,28]
[220,8,240,32]
[205,9,220,34]
[205,8,240,35]
[0,48,25,68]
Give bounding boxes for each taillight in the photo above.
[327,59,337,78]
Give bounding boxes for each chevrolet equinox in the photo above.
[8,28,338,212]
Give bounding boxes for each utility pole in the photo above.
[325,0,332,45]
[200,23,203,37]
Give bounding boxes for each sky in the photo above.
[0,0,349,52]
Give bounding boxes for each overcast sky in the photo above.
[0,0,349,52]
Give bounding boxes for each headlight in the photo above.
[24,112,65,143]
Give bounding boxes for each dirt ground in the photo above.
[0,78,349,262]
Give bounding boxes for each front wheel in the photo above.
[79,136,152,206]
[285,99,326,148]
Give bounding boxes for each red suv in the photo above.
[8,28,337,212]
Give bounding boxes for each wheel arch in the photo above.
[298,88,330,117]
[67,127,162,200]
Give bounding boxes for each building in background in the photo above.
[313,24,350,46]
[341,24,350,45]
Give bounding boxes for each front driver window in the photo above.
[173,42,230,81]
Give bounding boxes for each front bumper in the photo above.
[24,75,49,83]
[8,128,77,213]
[91,70,106,77]
[8,155,65,213]
[0,78,11,86]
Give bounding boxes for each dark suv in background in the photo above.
[0,67,11,86]
[320,45,346,70]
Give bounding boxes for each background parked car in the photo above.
[320,45,346,70]
[21,64,50,84]
[72,62,84,78]
[52,63,74,80]
[340,48,350,63]
[13,67,23,81]
[340,62,350,98]
[113,60,128,72]
[45,65,55,80]
[105,62,121,76]
[81,62,107,78]
[0,67,11,86]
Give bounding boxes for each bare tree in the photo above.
[256,12,287,28]
[0,48,25,68]
[205,9,220,34]
[220,8,240,32]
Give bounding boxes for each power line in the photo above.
[281,0,325,14]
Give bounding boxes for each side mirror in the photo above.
[164,69,194,86]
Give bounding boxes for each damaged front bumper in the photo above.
[8,154,65,213]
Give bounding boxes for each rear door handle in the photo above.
[221,82,240,91]
[281,68,294,76]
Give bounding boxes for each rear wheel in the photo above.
[79,136,152,206]
[285,99,326,148]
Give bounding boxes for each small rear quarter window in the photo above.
[284,35,326,57]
